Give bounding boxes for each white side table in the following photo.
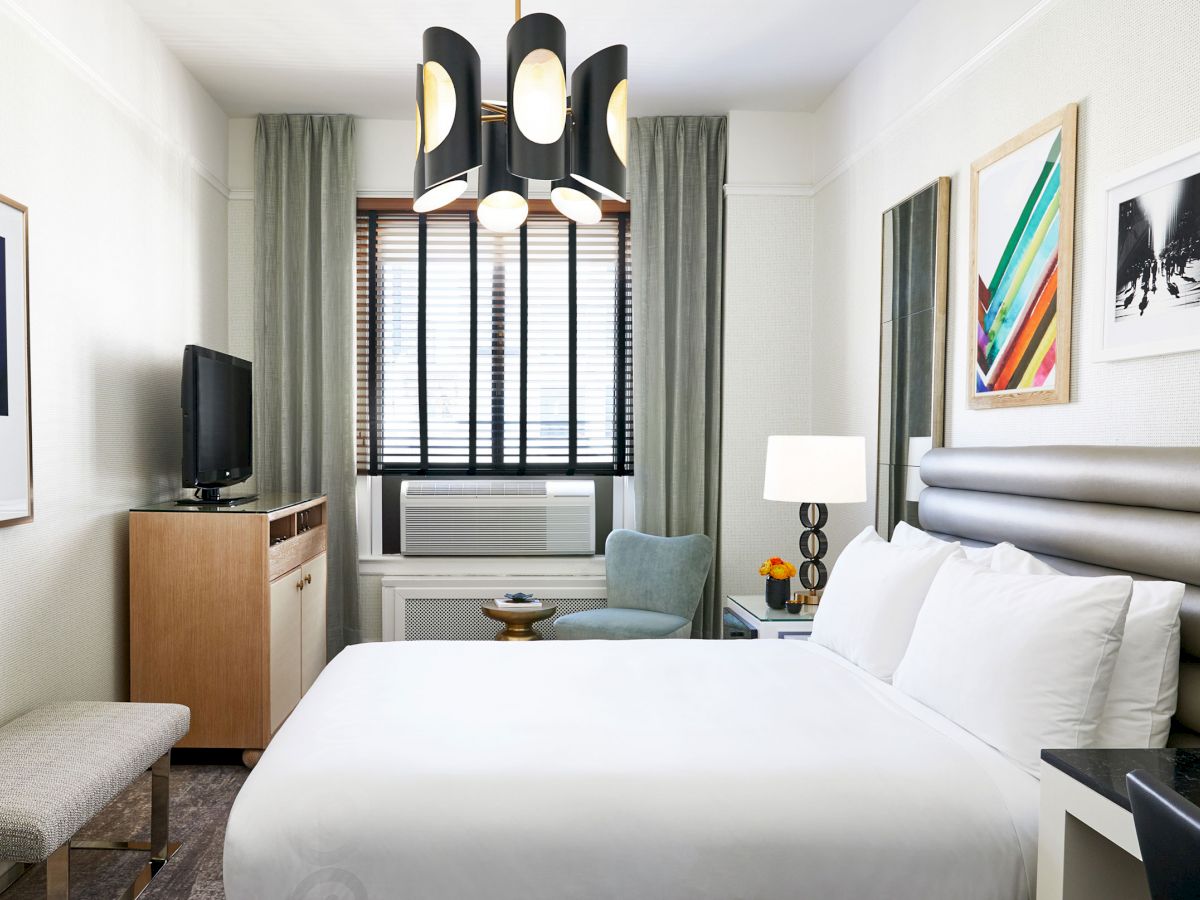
[724,594,817,639]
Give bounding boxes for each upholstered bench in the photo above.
[0,701,189,899]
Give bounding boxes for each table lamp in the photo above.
[763,435,867,600]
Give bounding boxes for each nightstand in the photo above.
[723,594,817,639]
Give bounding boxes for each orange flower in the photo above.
[768,563,791,580]
[758,563,771,576]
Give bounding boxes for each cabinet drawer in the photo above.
[269,524,327,581]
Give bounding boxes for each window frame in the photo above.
[356,197,633,478]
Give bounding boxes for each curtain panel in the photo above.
[628,115,727,638]
[254,113,360,654]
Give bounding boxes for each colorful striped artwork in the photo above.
[969,106,1077,409]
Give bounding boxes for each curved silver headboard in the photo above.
[919,445,1200,746]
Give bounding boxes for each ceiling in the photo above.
[126,0,920,119]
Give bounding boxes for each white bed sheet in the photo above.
[224,639,1037,900]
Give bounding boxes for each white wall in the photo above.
[809,0,1200,559]
[719,111,814,599]
[0,0,229,724]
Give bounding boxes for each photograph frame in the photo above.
[1096,136,1200,363]
[968,103,1078,409]
[0,192,33,527]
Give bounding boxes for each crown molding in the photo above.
[723,183,814,198]
[0,0,231,198]
[812,0,1060,193]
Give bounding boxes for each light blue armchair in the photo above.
[555,529,714,640]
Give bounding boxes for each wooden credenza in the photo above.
[130,493,328,765]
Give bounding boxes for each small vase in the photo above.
[765,577,790,610]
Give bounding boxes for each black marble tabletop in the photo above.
[1042,748,1200,811]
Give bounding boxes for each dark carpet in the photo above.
[2,759,247,900]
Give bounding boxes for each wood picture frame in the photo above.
[0,192,32,526]
[968,104,1077,409]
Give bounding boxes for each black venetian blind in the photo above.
[356,204,633,476]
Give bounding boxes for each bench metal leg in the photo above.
[63,752,180,900]
[44,843,68,900]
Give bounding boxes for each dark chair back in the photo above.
[1128,768,1200,900]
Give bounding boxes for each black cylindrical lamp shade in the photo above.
[506,13,567,181]
[422,27,482,188]
[570,44,628,201]
[478,120,529,233]
[414,64,466,213]
[551,115,603,225]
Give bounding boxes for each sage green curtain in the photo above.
[254,114,360,654]
[628,116,727,639]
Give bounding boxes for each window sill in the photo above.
[358,554,606,577]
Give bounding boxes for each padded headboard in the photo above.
[918,445,1200,747]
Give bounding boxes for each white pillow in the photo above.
[987,543,1184,749]
[892,556,1132,776]
[1093,580,1183,748]
[889,521,997,566]
[810,526,963,681]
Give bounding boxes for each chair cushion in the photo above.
[0,701,189,862]
[555,608,691,640]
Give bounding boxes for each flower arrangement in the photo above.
[758,556,798,581]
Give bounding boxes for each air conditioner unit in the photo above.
[400,480,595,555]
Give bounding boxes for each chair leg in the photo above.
[44,842,68,900]
[149,751,170,865]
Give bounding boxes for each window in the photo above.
[356,201,633,476]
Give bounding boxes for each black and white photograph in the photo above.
[1100,140,1200,360]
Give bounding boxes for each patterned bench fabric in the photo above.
[0,701,189,862]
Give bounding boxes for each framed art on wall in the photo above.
[1097,138,1200,362]
[0,193,32,526]
[968,104,1078,409]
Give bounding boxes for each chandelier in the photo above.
[413,0,628,232]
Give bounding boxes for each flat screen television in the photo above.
[181,345,254,504]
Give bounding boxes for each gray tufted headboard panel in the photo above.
[918,445,1200,747]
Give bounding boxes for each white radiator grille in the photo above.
[403,596,606,640]
[382,577,607,641]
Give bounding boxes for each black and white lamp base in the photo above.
[798,502,830,599]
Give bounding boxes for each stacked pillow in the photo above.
[808,527,962,681]
[809,523,1183,774]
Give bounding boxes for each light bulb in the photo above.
[478,191,529,232]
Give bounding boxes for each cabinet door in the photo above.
[269,568,303,734]
[301,552,328,695]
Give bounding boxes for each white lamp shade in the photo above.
[763,435,867,504]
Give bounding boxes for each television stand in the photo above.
[177,488,259,506]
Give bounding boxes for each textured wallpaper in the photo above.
[810,0,1200,559]
[720,193,814,600]
[0,6,230,723]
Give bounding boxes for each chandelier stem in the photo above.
[515,0,521,22]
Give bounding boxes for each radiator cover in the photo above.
[382,576,607,641]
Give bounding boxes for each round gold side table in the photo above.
[482,600,557,641]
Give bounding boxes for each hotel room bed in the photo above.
[224,445,1200,899]
[223,638,1037,900]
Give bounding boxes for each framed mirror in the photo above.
[876,177,950,537]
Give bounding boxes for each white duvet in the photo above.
[224,639,1037,900]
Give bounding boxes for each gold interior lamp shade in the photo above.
[478,190,530,232]
[550,185,602,225]
[414,178,468,213]
[414,61,467,213]
[512,48,567,145]
[550,116,603,225]
[422,61,456,153]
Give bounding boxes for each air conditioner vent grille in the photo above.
[405,480,548,497]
